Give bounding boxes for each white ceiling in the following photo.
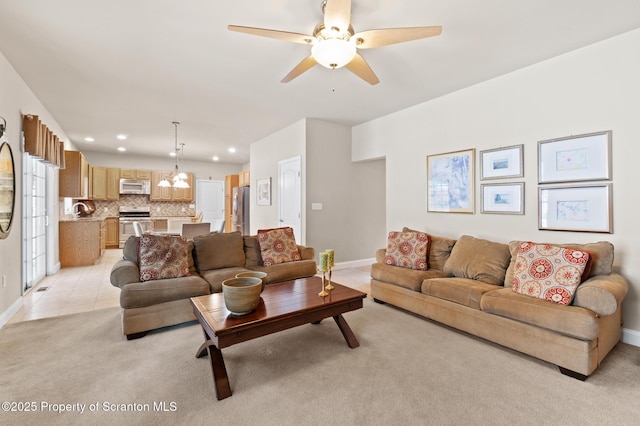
[1,0,639,164]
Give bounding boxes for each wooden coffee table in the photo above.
[190,276,367,400]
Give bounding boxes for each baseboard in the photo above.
[332,258,375,271]
[0,297,24,329]
[622,327,640,347]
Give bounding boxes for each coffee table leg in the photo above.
[333,314,360,348]
[196,327,232,400]
[208,345,232,400]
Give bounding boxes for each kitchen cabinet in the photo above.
[105,217,119,248]
[59,151,89,198]
[120,169,151,179]
[150,171,194,201]
[224,174,239,233]
[91,166,120,201]
[59,219,104,267]
[239,170,250,187]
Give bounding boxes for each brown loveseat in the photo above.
[110,231,317,339]
[371,229,629,379]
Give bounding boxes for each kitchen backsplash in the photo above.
[60,194,196,218]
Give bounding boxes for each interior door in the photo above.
[278,156,302,244]
[195,180,224,231]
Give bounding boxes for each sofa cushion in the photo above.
[422,277,500,310]
[138,234,190,282]
[443,235,510,285]
[199,267,250,293]
[480,288,600,340]
[504,240,614,288]
[511,242,590,305]
[385,231,430,270]
[257,227,301,266]
[371,262,449,292]
[119,275,210,309]
[249,259,318,285]
[193,231,245,272]
[402,227,456,270]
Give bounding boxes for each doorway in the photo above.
[278,157,302,244]
[22,153,47,292]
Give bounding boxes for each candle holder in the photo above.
[324,267,334,291]
[318,271,329,297]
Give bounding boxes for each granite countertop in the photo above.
[59,216,107,223]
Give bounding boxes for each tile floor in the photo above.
[8,249,373,324]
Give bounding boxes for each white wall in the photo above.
[82,151,241,181]
[249,119,306,239]
[0,51,70,323]
[306,119,385,263]
[353,29,640,342]
[249,118,386,262]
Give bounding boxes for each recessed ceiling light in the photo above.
[84,137,95,142]
[169,152,177,157]
[228,147,236,153]
[117,147,126,152]
[116,134,127,140]
[212,156,219,162]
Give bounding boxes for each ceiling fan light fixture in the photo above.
[311,38,356,69]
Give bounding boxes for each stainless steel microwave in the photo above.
[119,178,151,195]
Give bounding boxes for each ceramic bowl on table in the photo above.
[222,277,263,316]
[235,271,267,292]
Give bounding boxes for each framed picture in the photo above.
[256,177,271,206]
[481,183,524,215]
[538,183,612,233]
[480,144,524,180]
[538,130,611,184]
[427,148,475,213]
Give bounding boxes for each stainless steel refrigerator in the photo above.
[232,186,250,235]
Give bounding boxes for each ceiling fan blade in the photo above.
[281,56,318,83]
[352,26,442,49]
[323,0,351,33]
[228,25,312,44]
[345,53,379,85]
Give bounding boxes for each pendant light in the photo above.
[158,121,190,188]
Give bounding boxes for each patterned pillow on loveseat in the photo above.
[138,234,190,282]
[257,227,301,266]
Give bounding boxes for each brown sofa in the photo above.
[110,231,317,339]
[371,230,629,379]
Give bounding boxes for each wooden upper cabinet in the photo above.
[225,174,239,194]
[59,151,89,198]
[120,169,151,179]
[90,167,120,201]
[239,170,250,187]
[150,171,193,201]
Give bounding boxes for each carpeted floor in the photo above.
[1,299,639,425]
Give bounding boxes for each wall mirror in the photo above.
[0,141,16,239]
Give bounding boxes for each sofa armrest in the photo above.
[110,259,141,288]
[375,248,386,264]
[298,245,315,261]
[572,273,629,316]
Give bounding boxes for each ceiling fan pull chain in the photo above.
[331,65,336,92]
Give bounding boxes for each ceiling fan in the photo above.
[228,0,442,85]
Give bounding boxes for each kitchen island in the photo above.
[59,217,106,267]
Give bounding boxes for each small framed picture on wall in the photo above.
[479,144,524,180]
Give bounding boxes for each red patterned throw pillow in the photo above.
[511,242,590,305]
[138,234,190,282]
[257,227,301,266]
[385,231,430,271]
